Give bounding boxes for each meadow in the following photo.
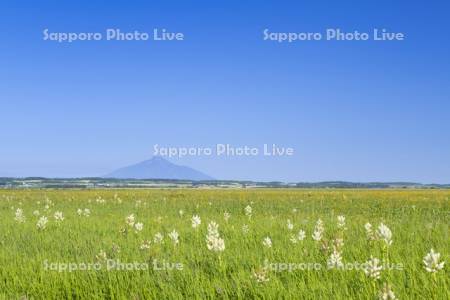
[0,189,448,299]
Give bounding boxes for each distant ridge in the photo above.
[1,178,449,189]
[103,157,214,181]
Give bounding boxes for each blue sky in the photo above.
[1,1,449,183]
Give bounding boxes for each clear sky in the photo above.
[1,1,449,183]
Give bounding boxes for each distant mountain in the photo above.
[103,157,214,181]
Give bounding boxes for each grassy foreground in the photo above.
[0,189,448,299]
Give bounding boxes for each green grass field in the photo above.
[0,189,448,299]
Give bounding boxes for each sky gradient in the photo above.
[1,1,449,183]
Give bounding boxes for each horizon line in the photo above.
[1,177,449,186]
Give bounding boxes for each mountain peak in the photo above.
[104,157,214,181]
[144,156,168,164]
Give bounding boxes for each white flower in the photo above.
[292,208,298,213]
[169,230,179,245]
[290,229,306,244]
[365,222,374,240]
[178,210,184,217]
[14,208,26,223]
[337,215,346,229]
[423,248,445,273]
[224,212,231,222]
[191,215,201,228]
[363,256,383,280]
[297,229,306,241]
[290,235,298,244]
[262,237,272,248]
[78,208,90,217]
[244,205,252,218]
[312,230,322,241]
[83,208,91,217]
[54,211,64,222]
[140,240,151,250]
[96,197,106,204]
[252,267,269,283]
[206,236,225,252]
[242,224,250,234]
[327,248,344,269]
[36,216,48,230]
[134,222,144,232]
[334,238,344,249]
[207,221,220,238]
[312,219,324,241]
[44,198,53,206]
[206,221,225,252]
[378,282,397,300]
[287,219,294,231]
[377,223,392,246]
[33,210,40,216]
[154,232,164,244]
[126,214,135,227]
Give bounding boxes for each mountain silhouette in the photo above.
[103,157,214,181]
